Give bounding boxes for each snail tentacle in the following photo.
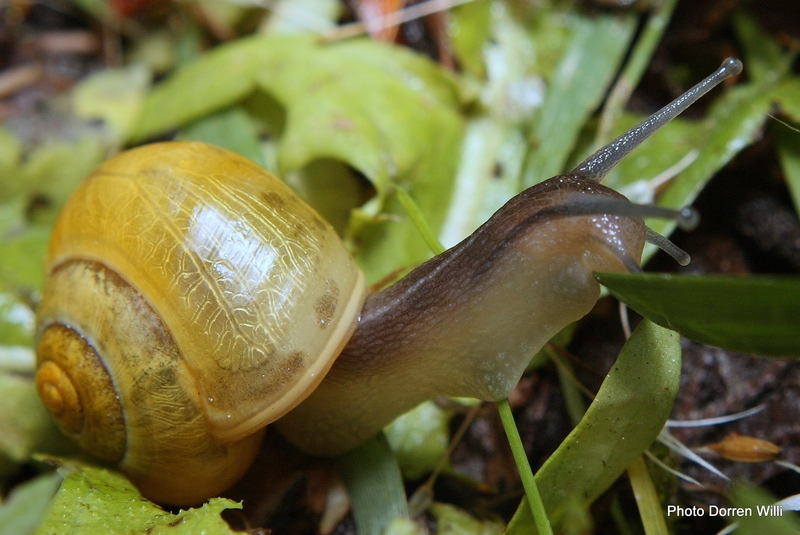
[573,58,743,181]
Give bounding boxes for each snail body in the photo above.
[35,59,742,504]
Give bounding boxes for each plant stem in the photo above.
[497,398,553,535]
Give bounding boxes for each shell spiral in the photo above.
[34,141,366,504]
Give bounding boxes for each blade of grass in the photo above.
[394,185,446,255]
[594,0,679,148]
[522,12,637,187]
[628,456,668,535]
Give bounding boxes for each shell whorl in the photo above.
[36,322,126,462]
[36,258,264,504]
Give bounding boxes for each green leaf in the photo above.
[0,136,105,212]
[596,272,800,357]
[0,127,22,172]
[0,471,62,535]
[0,136,106,297]
[773,77,800,119]
[506,320,681,534]
[35,462,243,535]
[254,37,464,280]
[134,35,463,193]
[252,37,463,189]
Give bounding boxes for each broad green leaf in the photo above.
[133,35,463,194]
[0,471,62,535]
[596,272,800,357]
[337,434,408,535]
[252,37,464,280]
[283,157,369,236]
[251,38,463,190]
[506,320,681,534]
[35,462,243,535]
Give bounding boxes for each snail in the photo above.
[34,58,742,505]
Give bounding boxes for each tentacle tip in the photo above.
[645,227,692,267]
[721,58,743,77]
[677,207,700,231]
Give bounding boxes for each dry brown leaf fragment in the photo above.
[704,432,782,463]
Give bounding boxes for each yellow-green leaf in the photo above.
[35,462,243,535]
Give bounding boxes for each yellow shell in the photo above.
[35,141,366,503]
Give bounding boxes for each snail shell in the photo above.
[35,142,365,504]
